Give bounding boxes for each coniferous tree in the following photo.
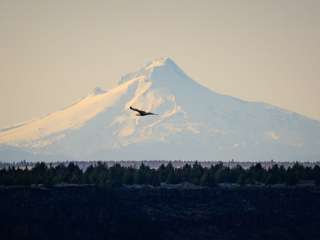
[285,167,299,186]
[200,170,210,186]
[313,165,320,185]
[122,167,135,185]
[109,164,124,187]
[165,163,176,184]
[158,164,168,183]
[191,162,203,185]
[181,164,192,182]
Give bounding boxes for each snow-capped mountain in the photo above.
[0,57,320,161]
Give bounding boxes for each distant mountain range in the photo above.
[0,57,319,161]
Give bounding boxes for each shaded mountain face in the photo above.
[0,57,320,161]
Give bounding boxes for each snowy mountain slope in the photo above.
[0,57,320,161]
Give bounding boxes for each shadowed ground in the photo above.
[0,186,320,240]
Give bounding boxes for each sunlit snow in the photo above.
[0,57,319,161]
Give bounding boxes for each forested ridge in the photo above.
[1,161,320,187]
[1,162,320,239]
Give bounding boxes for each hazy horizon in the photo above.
[1,0,320,128]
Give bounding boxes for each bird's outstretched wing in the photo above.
[129,106,147,115]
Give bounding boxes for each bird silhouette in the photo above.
[129,106,157,116]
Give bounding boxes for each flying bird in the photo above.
[129,106,158,116]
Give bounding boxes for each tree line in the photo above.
[0,162,320,187]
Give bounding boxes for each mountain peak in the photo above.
[118,57,184,85]
[144,57,174,70]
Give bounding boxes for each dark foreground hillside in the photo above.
[1,186,320,240]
